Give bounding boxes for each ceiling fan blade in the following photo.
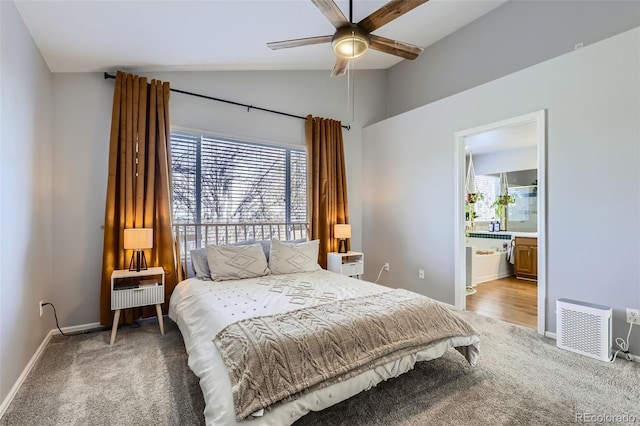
[331,57,349,77]
[369,34,424,60]
[267,35,333,50]
[311,0,349,28]
[358,0,429,33]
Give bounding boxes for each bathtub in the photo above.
[466,246,513,287]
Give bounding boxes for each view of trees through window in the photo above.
[473,175,500,222]
[171,131,306,224]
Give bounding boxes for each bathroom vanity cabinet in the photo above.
[514,237,537,280]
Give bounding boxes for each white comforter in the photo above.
[169,270,478,426]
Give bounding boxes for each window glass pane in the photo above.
[171,133,199,224]
[170,131,306,225]
[474,175,500,221]
[290,150,307,222]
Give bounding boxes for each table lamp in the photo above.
[124,228,153,272]
[334,224,351,254]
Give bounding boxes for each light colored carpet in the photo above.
[0,319,204,426]
[2,312,639,426]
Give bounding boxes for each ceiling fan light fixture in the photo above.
[332,26,370,59]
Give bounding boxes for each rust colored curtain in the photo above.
[100,71,179,325]
[305,115,350,269]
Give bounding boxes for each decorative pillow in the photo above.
[190,248,211,281]
[268,238,321,275]
[191,239,256,281]
[206,242,270,281]
[258,238,306,263]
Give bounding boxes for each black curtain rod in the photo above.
[103,72,350,131]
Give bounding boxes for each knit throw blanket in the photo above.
[213,289,480,421]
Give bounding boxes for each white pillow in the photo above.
[257,238,307,262]
[268,239,321,275]
[191,240,256,281]
[206,242,269,281]
[190,247,212,280]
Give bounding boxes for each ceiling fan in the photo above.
[267,0,428,77]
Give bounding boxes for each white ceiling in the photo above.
[14,0,507,73]
[465,121,538,155]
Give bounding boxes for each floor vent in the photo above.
[556,298,611,362]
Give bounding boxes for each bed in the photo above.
[168,224,480,426]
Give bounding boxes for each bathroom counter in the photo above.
[471,230,537,238]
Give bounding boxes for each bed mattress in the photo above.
[169,270,479,425]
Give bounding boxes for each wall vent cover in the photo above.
[556,298,611,362]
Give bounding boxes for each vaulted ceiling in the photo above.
[15,0,507,73]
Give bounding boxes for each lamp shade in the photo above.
[124,228,153,250]
[334,224,351,239]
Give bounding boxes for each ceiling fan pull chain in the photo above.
[345,57,355,126]
[351,61,355,124]
[346,59,351,120]
[351,30,356,59]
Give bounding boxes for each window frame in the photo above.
[170,129,307,226]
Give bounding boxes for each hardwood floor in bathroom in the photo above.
[466,276,537,329]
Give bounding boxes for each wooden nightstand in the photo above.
[110,267,165,345]
[327,251,364,278]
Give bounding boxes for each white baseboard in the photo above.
[545,331,640,364]
[0,321,104,419]
[0,329,53,419]
[52,322,103,335]
[611,352,640,363]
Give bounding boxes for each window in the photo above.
[473,175,500,222]
[171,131,306,225]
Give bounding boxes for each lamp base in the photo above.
[338,239,347,254]
[128,250,148,272]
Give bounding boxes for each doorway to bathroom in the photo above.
[453,110,546,335]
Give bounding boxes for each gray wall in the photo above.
[386,0,640,118]
[51,69,387,327]
[0,1,54,410]
[362,28,640,353]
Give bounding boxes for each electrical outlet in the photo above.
[627,308,640,325]
[418,269,425,279]
[39,301,44,317]
[383,262,389,272]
